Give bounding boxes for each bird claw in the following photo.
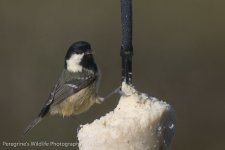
[96,97,104,104]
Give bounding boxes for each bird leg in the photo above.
[96,86,121,104]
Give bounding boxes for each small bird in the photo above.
[24,41,105,135]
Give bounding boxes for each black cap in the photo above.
[65,41,92,60]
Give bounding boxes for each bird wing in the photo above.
[38,69,96,117]
[52,71,96,105]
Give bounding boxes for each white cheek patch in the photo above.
[66,53,84,72]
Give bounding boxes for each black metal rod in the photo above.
[120,0,133,84]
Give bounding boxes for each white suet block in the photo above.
[78,83,176,150]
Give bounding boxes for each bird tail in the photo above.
[23,117,42,135]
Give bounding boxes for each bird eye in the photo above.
[75,49,83,54]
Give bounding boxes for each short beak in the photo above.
[85,49,94,55]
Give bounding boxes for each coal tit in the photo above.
[24,41,104,134]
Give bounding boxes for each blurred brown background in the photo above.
[0,0,225,149]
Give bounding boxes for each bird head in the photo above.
[65,41,97,73]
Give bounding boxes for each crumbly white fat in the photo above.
[66,53,84,72]
[78,82,176,150]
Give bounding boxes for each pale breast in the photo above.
[50,85,96,117]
